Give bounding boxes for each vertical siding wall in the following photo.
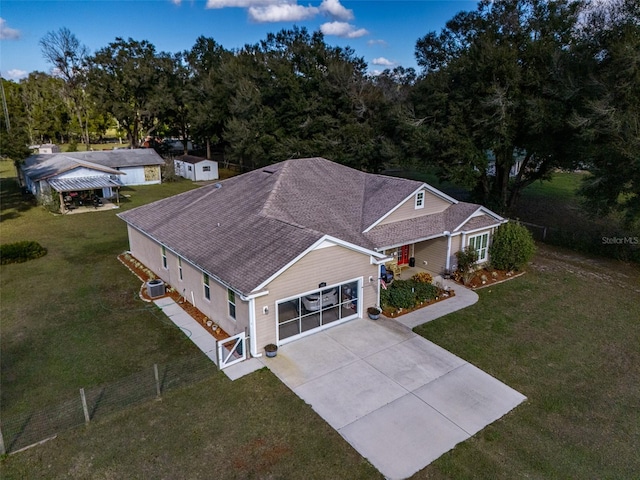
[254,244,379,349]
[378,189,450,226]
[126,226,248,336]
[413,237,448,275]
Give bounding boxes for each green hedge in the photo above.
[381,279,439,310]
[489,221,536,271]
[1,241,48,265]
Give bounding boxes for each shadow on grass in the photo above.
[0,177,37,222]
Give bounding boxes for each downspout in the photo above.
[247,297,261,357]
[377,263,382,308]
[444,232,452,272]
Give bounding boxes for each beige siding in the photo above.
[126,226,248,336]
[414,237,448,275]
[378,188,450,226]
[254,244,379,349]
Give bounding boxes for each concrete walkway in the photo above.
[261,318,526,479]
[153,297,263,380]
[393,279,478,329]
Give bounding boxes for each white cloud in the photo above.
[0,18,20,40]
[249,3,319,22]
[5,69,28,80]
[171,0,182,5]
[372,57,394,66]
[206,0,279,8]
[319,0,353,21]
[320,21,368,38]
[367,39,387,47]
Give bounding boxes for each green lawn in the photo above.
[2,160,639,478]
[0,160,202,416]
[413,244,640,479]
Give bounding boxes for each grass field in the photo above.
[2,160,639,478]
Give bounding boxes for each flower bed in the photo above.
[118,252,229,340]
[380,273,455,318]
[452,267,526,289]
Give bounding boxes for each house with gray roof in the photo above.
[21,149,165,212]
[118,157,505,361]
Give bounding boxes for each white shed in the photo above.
[174,155,219,182]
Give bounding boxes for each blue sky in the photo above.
[0,0,477,80]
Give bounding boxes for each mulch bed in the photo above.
[117,252,230,341]
[454,267,526,290]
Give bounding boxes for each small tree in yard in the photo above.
[489,221,536,271]
[455,247,479,285]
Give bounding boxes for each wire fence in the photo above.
[0,354,217,455]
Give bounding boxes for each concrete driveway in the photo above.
[261,317,526,480]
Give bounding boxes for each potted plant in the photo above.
[367,306,382,320]
[264,343,278,358]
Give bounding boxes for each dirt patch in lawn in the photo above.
[118,252,230,340]
[530,243,640,293]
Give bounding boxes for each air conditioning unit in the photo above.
[146,279,165,298]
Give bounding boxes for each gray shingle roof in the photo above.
[23,149,164,181]
[119,157,502,295]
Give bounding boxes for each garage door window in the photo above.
[277,280,360,342]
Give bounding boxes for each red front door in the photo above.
[398,245,410,265]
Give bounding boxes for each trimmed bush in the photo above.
[411,272,433,284]
[381,278,440,310]
[0,241,47,265]
[455,246,479,285]
[489,221,536,271]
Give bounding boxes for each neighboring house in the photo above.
[174,155,219,182]
[21,149,165,212]
[118,157,505,358]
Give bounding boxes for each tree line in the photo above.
[1,0,638,223]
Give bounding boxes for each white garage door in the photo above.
[276,279,361,344]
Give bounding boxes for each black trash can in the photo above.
[409,257,416,267]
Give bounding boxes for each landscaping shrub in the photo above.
[455,247,479,285]
[387,284,415,309]
[381,279,440,310]
[489,221,536,271]
[411,271,433,284]
[0,240,47,264]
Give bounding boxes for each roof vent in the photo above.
[263,168,275,174]
[214,183,222,188]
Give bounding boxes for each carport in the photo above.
[48,177,122,214]
[261,317,526,480]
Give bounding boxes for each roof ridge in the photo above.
[259,160,290,219]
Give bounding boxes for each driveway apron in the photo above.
[261,318,526,480]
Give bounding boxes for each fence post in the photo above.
[154,364,161,398]
[0,424,5,455]
[80,388,90,424]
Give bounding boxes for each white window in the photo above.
[203,273,210,300]
[202,166,211,172]
[469,232,489,262]
[161,246,167,269]
[415,191,425,209]
[228,289,236,319]
[178,257,183,281]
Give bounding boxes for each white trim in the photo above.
[248,298,261,357]
[453,222,505,237]
[468,231,490,263]
[376,232,446,252]
[415,191,425,209]
[453,206,505,232]
[275,276,362,346]
[251,235,385,293]
[445,232,452,272]
[363,184,458,233]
